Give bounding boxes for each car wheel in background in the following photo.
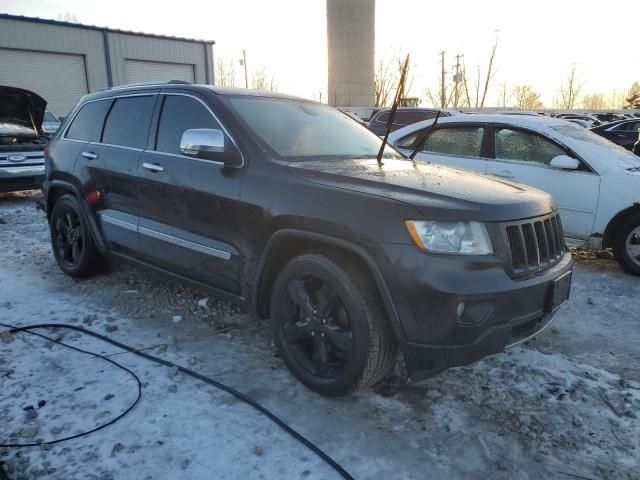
[50,194,101,278]
[613,212,640,276]
[270,251,397,396]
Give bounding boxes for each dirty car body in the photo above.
[0,86,48,193]
[43,83,572,394]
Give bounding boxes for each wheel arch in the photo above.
[602,203,640,249]
[255,229,404,343]
[46,180,107,253]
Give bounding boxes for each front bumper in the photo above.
[0,165,45,193]
[380,243,573,381]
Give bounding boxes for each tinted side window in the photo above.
[66,100,111,141]
[375,112,390,123]
[399,111,436,124]
[614,121,640,132]
[101,96,155,149]
[424,127,484,157]
[496,128,565,165]
[155,96,221,155]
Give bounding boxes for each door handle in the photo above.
[494,170,514,179]
[142,162,164,173]
[81,151,98,160]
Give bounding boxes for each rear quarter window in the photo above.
[65,100,111,142]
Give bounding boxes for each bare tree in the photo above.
[496,81,512,108]
[251,67,278,92]
[558,65,583,109]
[458,37,499,108]
[624,82,640,109]
[478,36,498,108]
[582,92,606,110]
[57,11,79,22]
[513,84,543,109]
[214,58,237,87]
[375,58,395,108]
[375,53,414,107]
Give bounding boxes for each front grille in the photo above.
[505,213,566,278]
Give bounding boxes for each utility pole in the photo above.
[453,53,463,108]
[440,51,446,108]
[241,50,248,88]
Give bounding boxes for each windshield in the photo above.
[44,110,58,122]
[551,123,640,166]
[227,96,403,160]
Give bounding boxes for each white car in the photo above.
[388,114,640,275]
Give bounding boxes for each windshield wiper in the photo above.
[377,54,410,167]
[408,111,441,160]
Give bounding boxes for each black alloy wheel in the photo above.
[50,194,101,278]
[271,251,397,396]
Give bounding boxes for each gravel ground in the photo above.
[0,191,639,480]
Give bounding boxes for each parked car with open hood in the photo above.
[0,86,48,192]
[389,114,640,275]
[43,82,572,396]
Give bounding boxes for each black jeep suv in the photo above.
[43,81,572,396]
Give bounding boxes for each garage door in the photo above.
[124,60,195,85]
[0,48,88,117]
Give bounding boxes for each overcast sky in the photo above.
[4,0,639,106]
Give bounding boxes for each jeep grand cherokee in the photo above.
[43,81,572,396]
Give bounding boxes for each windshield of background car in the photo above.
[227,96,403,160]
[44,111,58,122]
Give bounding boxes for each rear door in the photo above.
[84,94,157,255]
[407,124,488,173]
[486,125,600,242]
[136,92,245,294]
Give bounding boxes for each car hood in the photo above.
[0,86,46,132]
[287,158,556,222]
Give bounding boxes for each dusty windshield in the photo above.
[551,123,640,164]
[227,96,403,160]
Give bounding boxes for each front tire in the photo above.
[612,212,640,276]
[270,251,397,396]
[50,194,101,278]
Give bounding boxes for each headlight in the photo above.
[405,220,493,255]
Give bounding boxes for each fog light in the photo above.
[457,301,466,318]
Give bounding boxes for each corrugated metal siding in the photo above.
[0,17,108,93]
[0,48,88,116]
[108,33,207,86]
[124,60,194,84]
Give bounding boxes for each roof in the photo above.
[0,13,215,44]
[77,82,314,104]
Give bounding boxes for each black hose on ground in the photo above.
[0,322,354,480]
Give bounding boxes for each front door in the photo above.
[486,126,600,242]
[136,93,245,295]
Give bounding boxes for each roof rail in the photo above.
[109,80,191,90]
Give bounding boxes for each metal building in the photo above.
[0,14,215,116]
[326,0,375,108]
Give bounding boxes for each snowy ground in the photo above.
[0,191,639,480]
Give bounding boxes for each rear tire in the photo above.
[50,194,101,278]
[612,212,640,276]
[270,250,397,396]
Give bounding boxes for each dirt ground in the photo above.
[1,191,639,480]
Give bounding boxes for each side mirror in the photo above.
[179,128,242,167]
[550,155,580,170]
